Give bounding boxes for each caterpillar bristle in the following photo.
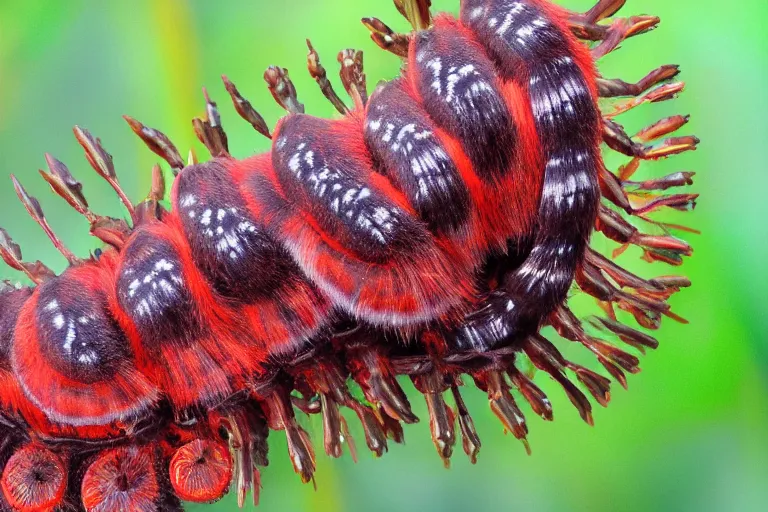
[264,66,305,114]
[38,153,135,249]
[394,0,433,31]
[72,126,137,218]
[122,116,185,176]
[306,39,350,115]
[133,164,168,224]
[0,227,55,284]
[337,49,367,106]
[411,370,457,466]
[450,382,481,463]
[221,75,272,140]
[39,154,91,220]
[583,0,626,24]
[193,87,230,158]
[0,0,701,509]
[361,17,411,58]
[11,175,80,266]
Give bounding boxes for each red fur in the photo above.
[231,125,476,329]
[171,162,332,356]
[403,16,543,261]
[108,221,261,410]
[10,262,158,429]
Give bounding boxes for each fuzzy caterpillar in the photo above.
[0,1,698,511]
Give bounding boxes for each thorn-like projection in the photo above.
[296,354,388,458]
[635,114,690,142]
[625,171,696,192]
[0,227,55,283]
[337,49,367,107]
[149,164,166,202]
[192,88,229,158]
[524,334,594,426]
[11,175,79,265]
[264,66,305,114]
[306,40,349,115]
[39,154,91,221]
[362,18,410,57]
[597,64,680,98]
[579,249,687,329]
[218,408,266,508]
[319,393,344,458]
[570,14,656,43]
[378,408,406,444]
[476,371,530,455]
[412,371,455,467]
[338,416,359,463]
[508,367,553,421]
[550,306,642,387]
[590,16,661,59]
[603,118,699,161]
[450,383,480,463]
[596,205,694,265]
[263,389,315,484]
[345,341,418,424]
[590,316,659,353]
[40,153,130,249]
[73,126,136,217]
[221,75,272,139]
[134,164,166,224]
[187,148,198,167]
[583,0,626,23]
[605,82,686,117]
[122,117,185,176]
[393,0,432,31]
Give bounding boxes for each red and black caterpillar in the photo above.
[0,0,699,510]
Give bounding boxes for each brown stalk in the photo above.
[221,75,272,139]
[306,40,349,115]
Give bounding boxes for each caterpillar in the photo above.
[0,0,699,510]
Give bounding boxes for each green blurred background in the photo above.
[0,1,766,511]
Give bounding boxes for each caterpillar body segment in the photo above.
[13,259,158,427]
[171,159,332,357]
[0,0,698,509]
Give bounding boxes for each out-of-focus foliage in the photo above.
[0,1,766,511]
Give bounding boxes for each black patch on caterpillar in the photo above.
[529,57,597,152]
[450,1,602,352]
[412,25,516,182]
[272,114,430,264]
[365,79,471,233]
[116,232,205,348]
[460,0,570,78]
[0,287,32,369]
[35,277,127,384]
[175,160,298,303]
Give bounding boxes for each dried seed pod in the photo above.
[264,66,304,114]
[221,75,272,139]
[81,446,160,512]
[169,439,232,503]
[1,445,66,512]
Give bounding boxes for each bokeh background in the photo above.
[1,1,766,511]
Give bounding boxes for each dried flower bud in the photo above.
[264,66,305,114]
[221,75,272,139]
[39,154,90,217]
[123,116,185,174]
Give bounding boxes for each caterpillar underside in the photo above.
[0,0,698,510]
